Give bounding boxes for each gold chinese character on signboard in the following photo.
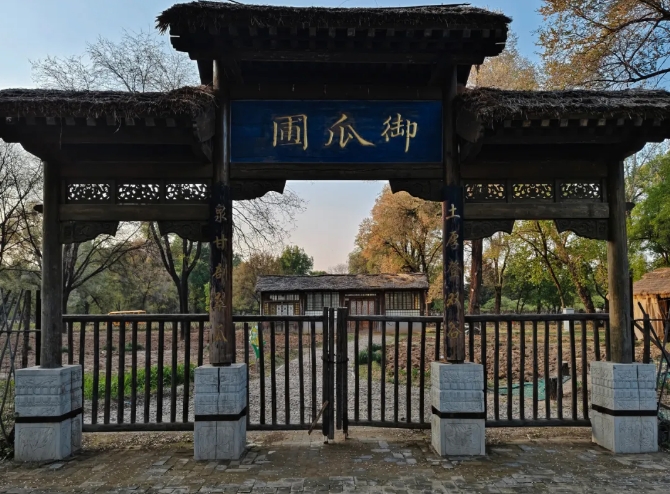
[272,114,308,150]
[213,262,226,281]
[381,113,418,152]
[212,292,226,311]
[325,114,375,149]
[214,204,227,223]
[213,234,227,250]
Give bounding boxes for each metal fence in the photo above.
[1,307,662,436]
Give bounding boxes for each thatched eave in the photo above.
[457,87,670,125]
[157,2,511,34]
[0,86,215,120]
[256,273,430,293]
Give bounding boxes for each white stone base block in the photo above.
[431,416,486,456]
[591,410,657,453]
[430,362,485,456]
[193,364,247,460]
[14,365,82,462]
[194,418,246,460]
[589,361,658,453]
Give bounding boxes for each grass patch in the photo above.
[83,363,196,400]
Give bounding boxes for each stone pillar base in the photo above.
[430,362,485,456]
[590,362,658,453]
[194,364,247,460]
[14,365,83,462]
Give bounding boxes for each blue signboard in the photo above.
[231,101,442,163]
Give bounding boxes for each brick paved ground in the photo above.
[0,428,668,493]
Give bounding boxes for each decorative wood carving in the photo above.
[388,180,443,201]
[231,180,286,200]
[60,221,119,244]
[157,221,210,242]
[554,219,608,240]
[463,220,514,240]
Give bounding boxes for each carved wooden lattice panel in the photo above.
[165,183,209,202]
[464,182,506,202]
[512,183,553,200]
[559,182,602,201]
[64,181,210,204]
[66,183,111,203]
[116,183,161,203]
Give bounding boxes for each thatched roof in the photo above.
[256,273,429,293]
[0,86,215,119]
[634,268,670,298]
[157,2,510,33]
[458,87,670,123]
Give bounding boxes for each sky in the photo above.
[0,0,544,271]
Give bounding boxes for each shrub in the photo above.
[61,346,68,353]
[124,342,145,352]
[356,344,383,365]
[83,363,196,400]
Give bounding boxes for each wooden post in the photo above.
[442,66,465,363]
[209,60,235,365]
[607,160,633,363]
[41,161,63,368]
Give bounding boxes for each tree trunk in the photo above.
[494,286,502,314]
[468,239,483,315]
[179,276,189,340]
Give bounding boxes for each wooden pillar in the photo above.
[607,160,633,363]
[209,60,235,365]
[442,66,465,363]
[40,161,63,368]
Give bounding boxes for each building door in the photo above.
[348,297,376,331]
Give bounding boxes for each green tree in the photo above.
[629,152,670,266]
[279,246,313,275]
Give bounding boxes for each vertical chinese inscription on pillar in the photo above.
[443,185,465,362]
[210,182,234,364]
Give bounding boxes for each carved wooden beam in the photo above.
[463,220,514,240]
[388,179,443,201]
[157,221,210,242]
[231,180,285,200]
[60,221,119,244]
[554,219,608,241]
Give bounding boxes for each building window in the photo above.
[306,292,339,311]
[268,293,299,301]
[385,291,420,311]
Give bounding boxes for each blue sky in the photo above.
[0,0,544,270]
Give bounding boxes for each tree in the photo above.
[0,143,41,277]
[539,0,670,88]
[149,223,202,319]
[232,252,282,314]
[470,33,539,90]
[629,151,670,266]
[469,32,539,314]
[278,246,313,275]
[483,232,513,314]
[328,263,349,274]
[350,185,442,303]
[62,225,145,313]
[30,29,305,312]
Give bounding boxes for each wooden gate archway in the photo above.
[2,3,670,372]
